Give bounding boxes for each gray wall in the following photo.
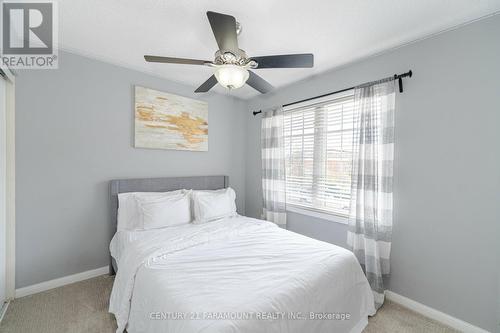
[15,51,248,288]
[245,16,500,332]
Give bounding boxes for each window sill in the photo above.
[286,206,349,225]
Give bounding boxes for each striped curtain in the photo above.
[347,80,395,309]
[261,107,287,227]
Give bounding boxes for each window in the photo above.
[283,91,356,218]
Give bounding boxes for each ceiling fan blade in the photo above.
[246,71,273,94]
[206,11,239,53]
[144,55,211,65]
[251,54,314,69]
[195,75,218,93]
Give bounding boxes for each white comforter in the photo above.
[109,216,375,333]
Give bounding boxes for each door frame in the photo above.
[1,67,15,301]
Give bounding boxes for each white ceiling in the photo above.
[60,0,500,99]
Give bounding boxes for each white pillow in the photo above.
[192,187,237,224]
[117,190,184,231]
[136,191,192,229]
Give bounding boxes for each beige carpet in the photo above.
[0,275,458,333]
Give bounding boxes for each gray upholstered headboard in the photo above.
[109,175,229,274]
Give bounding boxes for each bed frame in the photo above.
[109,175,229,275]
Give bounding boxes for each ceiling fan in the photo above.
[144,11,314,94]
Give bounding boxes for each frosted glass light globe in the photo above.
[214,64,249,90]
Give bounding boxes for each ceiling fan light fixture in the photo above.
[144,11,313,94]
[214,64,249,90]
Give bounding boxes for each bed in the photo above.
[108,176,375,333]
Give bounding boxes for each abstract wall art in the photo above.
[134,86,208,151]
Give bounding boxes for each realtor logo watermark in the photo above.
[1,0,58,69]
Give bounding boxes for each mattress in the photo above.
[109,216,375,333]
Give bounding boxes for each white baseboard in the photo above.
[15,266,109,298]
[385,290,490,333]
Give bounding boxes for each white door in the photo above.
[0,76,6,305]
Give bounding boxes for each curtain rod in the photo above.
[252,70,412,116]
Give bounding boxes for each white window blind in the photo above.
[283,91,356,217]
